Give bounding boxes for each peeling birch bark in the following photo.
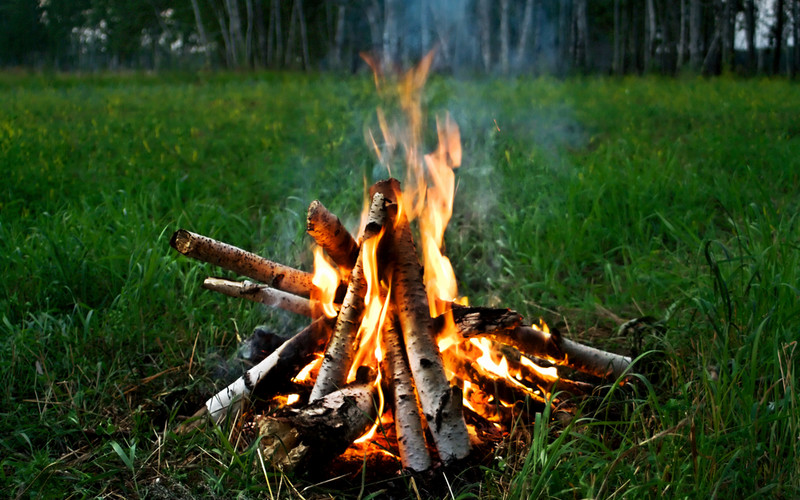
[308,193,387,402]
[202,277,313,317]
[306,200,359,271]
[382,180,470,465]
[202,318,328,425]
[383,313,432,472]
[170,229,313,297]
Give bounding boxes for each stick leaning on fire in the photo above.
[170,180,634,469]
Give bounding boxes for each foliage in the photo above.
[1,73,799,498]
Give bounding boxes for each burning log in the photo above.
[191,317,329,427]
[474,323,633,380]
[170,229,313,297]
[443,305,632,380]
[382,180,471,465]
[308,193,388,402]
[202,277,313,317]
[306,200,359,271]
[382,312,432,472]
[259,383,378,471]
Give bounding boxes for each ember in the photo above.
[172,54,632,477]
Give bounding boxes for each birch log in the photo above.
[259,383,378,470]
[170,229,313,297]
[383,313,432,472]
[306,200,359,271]
[202,317,328,425]
[381,180,470,465]
[202,277,313,317]
[308,193,387,402]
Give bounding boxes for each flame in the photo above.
[312,247,340,318]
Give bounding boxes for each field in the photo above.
[1,72,799,498]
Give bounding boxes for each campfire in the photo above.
[171,54,632,477]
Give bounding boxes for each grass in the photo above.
[1,71,798,498]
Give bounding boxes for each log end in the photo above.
[170,229,192,254]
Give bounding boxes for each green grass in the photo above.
[1,72,798,498]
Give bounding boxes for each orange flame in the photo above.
[312,247,340,319]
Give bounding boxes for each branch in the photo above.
[202,277,313,317]
[306,200,359,271]
[170,229,313,297]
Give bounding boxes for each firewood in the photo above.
[466,321,632,380]
[170,229,313,297]
[381,179,471,465]
[383,312,432,472]
[306,200,359,271]
[202,277,313,317]
[259,383,378,471]
[308,193,388,402]
[199,317,329,426]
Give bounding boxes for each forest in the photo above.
[2,0,800,76]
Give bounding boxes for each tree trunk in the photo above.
[332,5,346,69]
[645,0,656,72]
[677,0,687,69]
[558,0,573,74]
[225,0,245,66]
[720,0,734,72]
[500,0,510,74]
[254,0,267,67]
[383,0,397,68]
[190,0,211,67]
[209,0,234,67]
[772,0,786,74]
[689,0,702,70]
[574,0,589,71]
[515,0,535,69]
[244,0,254,66]
[285,0,297,67]
[479,0,491,72]
[744,0,756,74]
[614,0,623,74]
[267,0,282,67]
[793,0,800,77]
[296,0,310,70]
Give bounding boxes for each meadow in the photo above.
[1,72,798,498]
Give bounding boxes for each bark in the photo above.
[306,200,358,272]
[380,179,470,465]
[515,0,535,69]
[677,0,687,69]
[202,277,312,317]
[383,313,432,472]
[190,0,211,66]
[196,317,328,426]
[479,0,491,72]
[244,0,254,66]
[689,0,702,70]
[259,383,378,470]
[645,0,656,72]
[614,0,624,74]
[225,0,245,65]
[267,0,282,67]
[383,0,398,68]
[170,229,313,297]
[296,0,310,70]
[500,0,510,74]
[332,5,346,69]
[793,0,800,77]
[773,0,786,75]
[254,0,267,66]
[308,193,387,402]
[209,0,234,67]
[574,0,589,70]
[720,0,734,72]
[745,0,756,74]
